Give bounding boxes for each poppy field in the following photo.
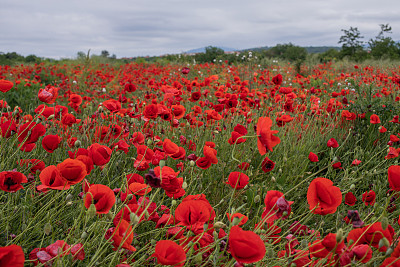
[1,59,400,266]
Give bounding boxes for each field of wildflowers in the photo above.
[1,59,400,266]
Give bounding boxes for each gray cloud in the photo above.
[1,0,400,58]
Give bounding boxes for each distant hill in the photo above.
[241,46,341,53]
[184,46,237,54]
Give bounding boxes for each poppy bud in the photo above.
[350,184,355,190]
[98,106,104,112]
[336,228,344,243]
[379,237,390,249]
[74,140,81,148]
[126,194,134,201]
[193,253,203,264]
[80,232,88,240]
[189,160,195,167]
[43,222,52,236]
[150,239,157,246]
[159,160,166,168]
[48,114,55,120]
[147,139,153,146]
[271,176,276,182]
[66,194,74,201]
[386,247,394,256]
[106,212,113,220]
[130,213,140,225]
[182,182,187,190]
[171,200,177,206]
[254,195,261,203]
[87,204,97,218]
[214,221,226,229]
[381,217,389,230]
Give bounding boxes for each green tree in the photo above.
[195,46,224,63]
[368,24,400,59]
[101,50,110,57]
[338,27,365,60]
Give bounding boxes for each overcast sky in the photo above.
[1,0,400,58]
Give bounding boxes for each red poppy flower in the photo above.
[309,233,345,258]
[307,177,342,215]
[226,172,249,189]
[38,165,70,191]
[0,171,27,192]
[228,226,266,264]
[352,159,362,166]
[256,117,280,155]
[362,190,376,206]
[272,74,283,86]
[203,145,218,164]
[370,114,381,124]
[154,166,184,196]
[42,134,61,153]
[262,190,293,223]
[57,158,87,185]
[143,104,159,119]
[388,165,400,191]
[347,222,394,252]
[261,157,275,173]
[84,184,116,214]
[61,113,78,127]
[108,219,136,251]
[327,138,339,148]
[196,157,212,169]
[308,152,319,162]
[0,244,25,266]
[128,182,152,196]
[344,192,357,206]
[0,79,14,93]
[163,139,179,156]
[70,243,85,261]
[88,143,112,166]
[38,85,58,104]
[153,240,186,267]
[171,105,186,119]
[102,99,121,113]
[175,199,212,227]
[0,119,17,138]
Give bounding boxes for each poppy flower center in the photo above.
[4,177,17,190]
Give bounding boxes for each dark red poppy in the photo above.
[327,138,339,148]
[84,184,116,214]
[228,226,266,264]
[272,74,283,86]
[344,192,357,206]
[42,134,61,153]
[61,113,78,127]
[307,177,342,215]
[262,190,293,223]
[309,233,345,258]
[0,171,27,192]
[261,157,275,173]
[196,157,211,169]
[0,79,14,93]
[362,190,376,206]
[153,240,186,267]
[347,222,394,252]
